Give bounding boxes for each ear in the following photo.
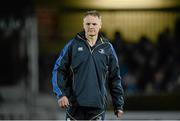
[99,21,102,29]
[83,21,86,29]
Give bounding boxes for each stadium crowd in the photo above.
[112,17,180,95]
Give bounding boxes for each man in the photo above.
[51,10,124,120]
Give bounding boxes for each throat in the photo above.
[87,40,96,47]
[86,36,98,47]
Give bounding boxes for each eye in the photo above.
[92,23,97,26]
[86,23,90,26]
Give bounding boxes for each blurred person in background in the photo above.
[51,10,124,120]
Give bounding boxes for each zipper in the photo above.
[91,42,105,54]
[66,108,77,121]
[77,34,108,54]
[90,110,105,120]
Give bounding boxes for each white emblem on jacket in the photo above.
[78,47,83,51]
[98,49,105,54]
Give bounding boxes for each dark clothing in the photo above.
[66,106,105,120]
[51,31,124,113]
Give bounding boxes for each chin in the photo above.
[89,34,95,36]
[88,32,96,36]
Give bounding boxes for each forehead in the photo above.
[83,15,101,23]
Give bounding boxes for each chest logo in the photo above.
[78,47,83,51]
[98,49,105,54]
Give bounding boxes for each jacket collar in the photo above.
[75,31,105,45]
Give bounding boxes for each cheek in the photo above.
[83,24,88,30]
[83,26,88,31]
[96,27,101,31]
[83,25,86,29]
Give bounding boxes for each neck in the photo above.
[85,34,98,47]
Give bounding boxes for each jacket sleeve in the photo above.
[51,40,73,99]
[108,43,124,111]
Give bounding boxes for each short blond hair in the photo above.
[84,10,101,19]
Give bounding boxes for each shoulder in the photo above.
[101,35,110,43]
[103,39,118,57]
[66,39,74,46]
[100,35,113,47]
[64,38,77,49]
[102,38,114,50]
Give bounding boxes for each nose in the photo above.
[89,23,94,28]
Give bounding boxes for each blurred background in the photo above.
[0,0,180,120]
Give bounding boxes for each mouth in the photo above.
[88,30,95,32]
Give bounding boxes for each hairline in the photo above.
[83,10,102,20]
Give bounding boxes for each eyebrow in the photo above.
[86,23,97,25]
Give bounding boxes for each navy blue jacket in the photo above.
[51,32,124,111]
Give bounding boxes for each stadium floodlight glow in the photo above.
[63,0,180,9]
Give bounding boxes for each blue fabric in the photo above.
[51,40,73,99]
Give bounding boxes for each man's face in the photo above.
[83,15,102,37]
